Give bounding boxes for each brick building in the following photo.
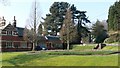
[0,16,32,52]
[0,16,63,52]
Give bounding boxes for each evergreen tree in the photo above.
[43,2,70,36]
[42,2,91,45]
[92,20,109,49]
[108,1,120,31]
[75,10,91,44]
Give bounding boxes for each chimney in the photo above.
[1,16,6,26]
[13,16,16,27]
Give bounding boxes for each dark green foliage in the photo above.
[92,20,109,43]
[94,30,108,43]
[108,1,120,31]
[43,2,70,35]
[72,8,90,44]
[43,2,90,38]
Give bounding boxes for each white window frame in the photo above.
[6,41,14,48]
[7,31,12,35]
[20,41,27,48]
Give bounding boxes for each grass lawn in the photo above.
[72,44,119,51]
[1,51,118,66]
[1,44,119,66]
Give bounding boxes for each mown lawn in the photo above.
[1,44,119,66]
[1,51,118,66]
[72,44,119,51]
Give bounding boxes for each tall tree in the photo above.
[43,2,91,45]
[61,8,71,51]
[24,0,41,51]
[75,10,91,44]
[43,2,70,36]
[60,8,78,51]
[108,1,120,31]
[92,20,109,49]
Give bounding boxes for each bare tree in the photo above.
[62,8,72,51]
[24,0,41,51]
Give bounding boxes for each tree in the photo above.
[43,2,70,36]
[92,20,109,49]
[108,1,120,31]
[38,23,42,35]
[61,8,71,51]
[24,0,41,51]
[24,27,35,43]
[73,10,91,44]
[60,8,78,51]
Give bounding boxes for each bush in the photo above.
[105,32,120,43]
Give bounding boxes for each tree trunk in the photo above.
[32,43,35,51]
[99,43,102,49]
[67,40,70,51]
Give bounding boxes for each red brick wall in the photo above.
[1,35,32,52]
[2,36,23,41]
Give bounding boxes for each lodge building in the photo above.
[0,16,32,52]
[0,16,62,52]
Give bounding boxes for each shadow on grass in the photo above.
[48,51,119,55]
[2,52,58,66]
[109,51,120,54]
[2,50,119,66]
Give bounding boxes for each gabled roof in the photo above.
[2,23,16,31]
[37,35,46,41]
[1,23,25,37]
[16,27,24,37]
[37,36,62,43]
[46,36,61,42]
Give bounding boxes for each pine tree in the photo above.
[43,2,70,36]
[108,1,120,31]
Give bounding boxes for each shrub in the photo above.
[105,32,120,43]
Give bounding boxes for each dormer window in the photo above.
[2,30,7,35]
[13,31,18,35]
[7,31,12,35]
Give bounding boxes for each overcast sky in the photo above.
[0,0,117,27]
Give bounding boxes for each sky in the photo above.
[0,0,118,28]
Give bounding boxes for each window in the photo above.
[7,31,12,35]
[20,42,27,48]
[2,30,7,35]
[6,41,14,48]
[13,31,18,35]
